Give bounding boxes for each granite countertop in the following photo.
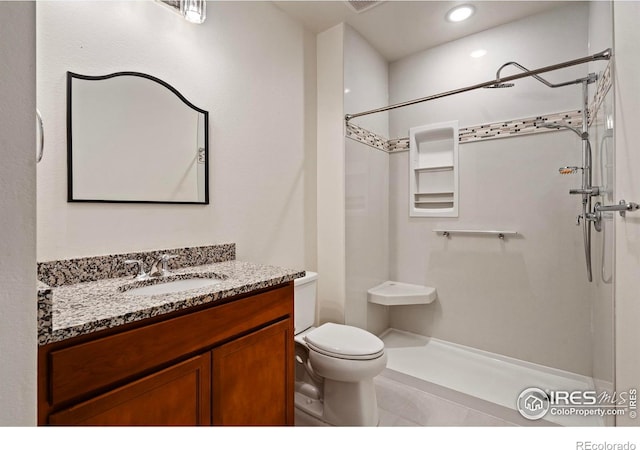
[39,260,304,346]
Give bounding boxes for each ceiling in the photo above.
[273,1,577,62]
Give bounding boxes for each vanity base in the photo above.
[38,284,295,426]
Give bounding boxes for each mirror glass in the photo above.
[67,71,209,204]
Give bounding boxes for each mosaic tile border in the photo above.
[588,61,612,126]
[383,110,583,152]
[458,110,583,143]
[346,122,388,152]
[349,110,584,153]
[387,138,409,152]
[348,60,613,153]
[37,243,236,287]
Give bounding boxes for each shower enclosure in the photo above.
[342,3,619,426]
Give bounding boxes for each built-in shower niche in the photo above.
[409,121,459,217]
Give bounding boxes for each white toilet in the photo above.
[294,271,387,426]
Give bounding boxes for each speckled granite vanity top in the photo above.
[37,244,304,346]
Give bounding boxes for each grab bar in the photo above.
[36,109,44,163]
[433,229,518,239]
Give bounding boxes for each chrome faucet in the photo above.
[125,259,149,281]
[149,254,178,277]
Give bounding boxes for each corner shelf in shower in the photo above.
[367,281,437,306]
[409,121,459,217]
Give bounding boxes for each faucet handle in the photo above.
[160,254,178,275]
[125,259,148,280]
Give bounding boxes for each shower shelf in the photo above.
[409,121,459,217]
[415,191,454,207]
[367,281,437,306]
[415,191,454,197]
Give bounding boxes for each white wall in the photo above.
[389,3,589,138]
[389,133,593,375]
[303,29,318,273]
[37,1,316,270]
[344,25,389,334]
[0,2,37,425]
[317,23,346,324]
[344,25,389,138]
[345,139,389,334]
[386,4,595,375]
[613,0,640,427]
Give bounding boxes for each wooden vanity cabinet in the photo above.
[38,283,294,426]
[49,353,212,425]
[212,319,290,425]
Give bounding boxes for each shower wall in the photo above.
[344,25,389,335]
[341,2,615,377]
[385,3,594,375]
[587,0,614,393]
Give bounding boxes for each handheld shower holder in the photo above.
[569,187,600,196]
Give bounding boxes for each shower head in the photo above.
[484,82,515,89]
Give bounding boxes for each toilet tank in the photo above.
[294,271,318,335]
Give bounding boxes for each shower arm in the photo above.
[494,61,597,89]
[344,49,611,122]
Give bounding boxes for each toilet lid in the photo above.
[304,323,385,360]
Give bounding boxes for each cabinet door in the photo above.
[212,319,294,425]
[49,353,211,426]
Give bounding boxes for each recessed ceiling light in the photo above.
[470,49,487,58]
[446,4,475,23]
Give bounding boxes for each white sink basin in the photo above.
[125,277,222,296]
[367,281,437,306]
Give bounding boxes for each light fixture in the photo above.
[181,0,206,24]
[158,0,206,24]
[446,4,475,23]
[470,49,487,58]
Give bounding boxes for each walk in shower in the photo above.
[343,3,618,426]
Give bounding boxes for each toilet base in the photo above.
[323,378,380,426]
[294,380,380,426]
[295,409,328,426]
[295,392,331,427]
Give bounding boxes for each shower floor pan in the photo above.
[379,328,605,426]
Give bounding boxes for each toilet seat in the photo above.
[304,323,385,360]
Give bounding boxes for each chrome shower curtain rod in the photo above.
[344,48,612,122]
